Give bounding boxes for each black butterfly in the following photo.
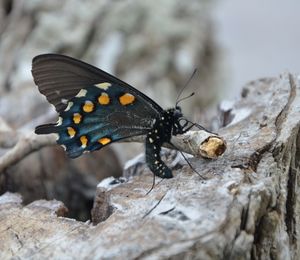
[32,54,202,179]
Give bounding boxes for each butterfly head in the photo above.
[174,106,183,118]
[166,106,183,120]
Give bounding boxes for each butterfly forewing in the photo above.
[32,54,163,114]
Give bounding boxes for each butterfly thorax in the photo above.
[145,107,184,179]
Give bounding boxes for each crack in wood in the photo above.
[274,74,296,135]
[285,129,300,246]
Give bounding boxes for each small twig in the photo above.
[0,117,19,148]
[0,133,56,173]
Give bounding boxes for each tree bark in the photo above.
[1,73,299,259]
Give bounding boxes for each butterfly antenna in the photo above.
[175,68,197,106]
[178,149,205,179]
[176,92,195,106]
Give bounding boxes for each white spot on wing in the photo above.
[56,117,63,126]
[65,102,73,111]
[61,98,68,104]
[76,89,87,97]
[95,82,111,90]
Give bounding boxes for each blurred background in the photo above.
[0,0,298,221]
[214,0,300,97]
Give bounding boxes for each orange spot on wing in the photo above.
[67,127,76,138]
[98,137,111,145]
[119,93,135,105]
[73,113,82,124]
[80,135,88,148]
[83,101,94,112]
[98,93,110,105]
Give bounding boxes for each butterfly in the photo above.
[32,54,203,179]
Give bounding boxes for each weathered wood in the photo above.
[0,74,299,259]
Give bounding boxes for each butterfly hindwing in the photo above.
[55,83,162,157]
[32,54,164,158]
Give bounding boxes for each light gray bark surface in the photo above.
[0,74,299,259]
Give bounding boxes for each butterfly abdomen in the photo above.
[145,142,173,178]
[145,110,175,178]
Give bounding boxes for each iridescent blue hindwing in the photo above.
[40,82,161,158]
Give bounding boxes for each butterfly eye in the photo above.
[175,106,182,112]
[174,108,183,118]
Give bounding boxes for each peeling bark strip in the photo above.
[1,74,300,259]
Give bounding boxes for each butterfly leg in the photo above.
[145,174,156,195]
[168,142,205,180]
[179,119,216,135]
[145,175,166,195]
